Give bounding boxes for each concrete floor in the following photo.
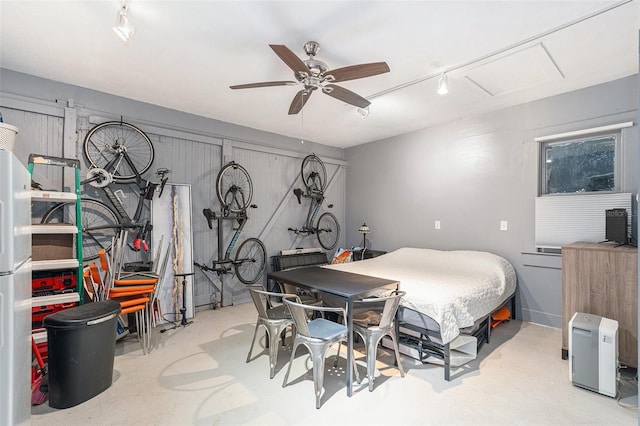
[32,302,638,425]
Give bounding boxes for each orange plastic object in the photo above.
[114,277,157,286]
[120,304,146,315]
[491,306,511,328]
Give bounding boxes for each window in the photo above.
[540,130,620,195]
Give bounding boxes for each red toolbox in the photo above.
[32,270,76,296]
[32,302,78,330]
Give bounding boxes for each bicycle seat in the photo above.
[202,208,216,229]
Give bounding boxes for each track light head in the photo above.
[437,72,448,95]
[113,0,135,43]
[357,106,370,118]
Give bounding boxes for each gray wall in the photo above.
[3,67,637,328]
[344,75,638,328]
[0,68,346,308]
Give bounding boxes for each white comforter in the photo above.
[324,247,517,344]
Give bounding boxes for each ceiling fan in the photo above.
[230,41,390,115]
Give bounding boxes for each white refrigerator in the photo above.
[0,149,32,425]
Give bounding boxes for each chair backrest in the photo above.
[88,263,103,301]
[82,267,95,302]
[151,235,164,274]
[363,290,406,329]
[151,238,172,302]
[248,287,269,318]
[97,248,113,293]
[247,286,297,317]
[283,298,312,337]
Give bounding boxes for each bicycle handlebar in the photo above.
[156,168,170,198]
[194,261,233,276]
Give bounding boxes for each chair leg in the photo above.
[337,337,361,383]
[268,326,281,379]
[389,329,405,377]
[313,347,328,409]
[282,340,300,388]
[366,335,377,392]
[147,304,152,352]
[350,341,361,384]
[142,308,149,355]
[246,322,261,363]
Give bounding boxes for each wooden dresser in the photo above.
[561,242,638,368]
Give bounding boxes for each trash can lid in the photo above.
[44,300,121,329]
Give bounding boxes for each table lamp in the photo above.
[358,222,370,259]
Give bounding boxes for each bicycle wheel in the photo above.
[234,237,266,284]
[316,212,340,251]
[84,121,155,181]
[42,198,119,261]
[300,154,327,192]
[216,162,253,213]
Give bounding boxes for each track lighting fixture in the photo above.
[113,0,135,44]
[437,72,448,95]
[357,106,370,118]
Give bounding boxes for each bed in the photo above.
[324,247,517,380]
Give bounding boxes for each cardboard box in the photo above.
[32,234,73,261]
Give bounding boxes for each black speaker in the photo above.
[605,208,628,244]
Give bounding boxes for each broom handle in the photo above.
[31,336,45,369]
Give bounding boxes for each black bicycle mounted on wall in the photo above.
[194,161,267,285]
[41,120,169,261]
[288,154,340,250]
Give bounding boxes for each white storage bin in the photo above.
[0,123,19,152]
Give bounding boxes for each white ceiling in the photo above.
[0,1,638,149]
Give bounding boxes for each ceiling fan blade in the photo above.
[230,81,297,89]
[323,84,370,108]
[270,44,310,75]
[323,62,390,83]
[288,90,312,115]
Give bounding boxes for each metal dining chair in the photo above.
[352,290,406,391]
[282,297,360,409]
[246,287,300,379]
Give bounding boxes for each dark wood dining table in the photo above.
[267,266,399,396]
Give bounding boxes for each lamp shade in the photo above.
[358,223,370,234]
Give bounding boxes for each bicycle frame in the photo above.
[202,209,249,274]
[302,193,324,234]
[82,149,168,251]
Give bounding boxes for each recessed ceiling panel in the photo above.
[464,43,564,96]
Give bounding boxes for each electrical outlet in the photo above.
[435,220,441,230]
[500,221,508,231]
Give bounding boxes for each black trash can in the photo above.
[43,300,121,409]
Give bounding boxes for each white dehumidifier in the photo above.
[568,312,618,397]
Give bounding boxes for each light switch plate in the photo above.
[435,220,441,230]
[500,220,508,231]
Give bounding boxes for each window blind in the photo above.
[535,193,632,249]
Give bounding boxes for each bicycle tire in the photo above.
[216,162,253,213]
[300,154,327,193]
[84,121,155,181]
[42,198,119,261]
[316,212,340,251]
[234,237,267,284]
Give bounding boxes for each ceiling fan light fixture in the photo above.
[231,41,390,115]
[113,0,135,44]
[437,72,449,95]
[357,106,370,118]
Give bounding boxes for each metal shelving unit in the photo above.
[28,154,83,310]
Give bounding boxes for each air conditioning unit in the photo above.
[568,312,618,397]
